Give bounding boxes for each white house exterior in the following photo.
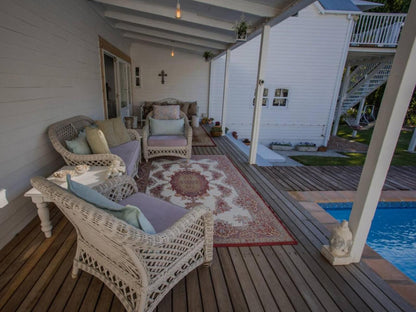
[209,3,355,147]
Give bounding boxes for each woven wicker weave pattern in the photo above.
[30,176,213,312]
[48,115,141,176]
[142,111,192,162]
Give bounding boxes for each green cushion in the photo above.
[150,117,184,135]
[66,176,156,234]
[65,130,92,155]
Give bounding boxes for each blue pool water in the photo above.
[319,201,416,282]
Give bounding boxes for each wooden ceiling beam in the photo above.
[94,0,233,30]
[123,32,211,53]
[191,0,281,17]
[105,10,235,43]
[115,23,227,50]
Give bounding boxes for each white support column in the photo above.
[322,1,416,265]
[221,49,231,134]
[249,24,270,164]
[352,97,366,138]
[332,66,351,136]
[408,127,416,152]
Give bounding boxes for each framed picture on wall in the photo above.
[135,67,141,87]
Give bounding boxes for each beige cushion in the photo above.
[96,118,130,148]
[179,102,190,116]
[85,127,110,154]
[153,105,180,120]
[188,102,197,116]
[112,117,131,145]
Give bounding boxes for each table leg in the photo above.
[32,198,52,238]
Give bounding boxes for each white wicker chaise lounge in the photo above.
[30,175,213,312]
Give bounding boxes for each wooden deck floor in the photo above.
[1,136,415,312]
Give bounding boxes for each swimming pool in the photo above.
[319,201,416,282]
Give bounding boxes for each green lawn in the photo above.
[290,125,416,166]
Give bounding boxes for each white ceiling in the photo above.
[91,0,315,55]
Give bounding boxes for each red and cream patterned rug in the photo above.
[144,155,296,247]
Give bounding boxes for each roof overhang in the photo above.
[90,0,316,56]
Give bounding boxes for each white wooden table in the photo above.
[24,166,109,238]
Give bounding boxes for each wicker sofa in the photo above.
[30,175,213,312]
[142,111,192,162]
[48,115,141,177]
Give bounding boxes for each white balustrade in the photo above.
[351,13,406,47]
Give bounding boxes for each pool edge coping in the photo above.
[288,190,416,309]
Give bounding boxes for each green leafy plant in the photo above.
[203,51,214,62]
[271,142,292,147]
[233,16,249,41]
[296,142,316,147]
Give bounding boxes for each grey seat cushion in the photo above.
[119,193,188,233]
[110,140,141,176]
[148,135,187,147]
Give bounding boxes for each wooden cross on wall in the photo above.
[158,70,167,84]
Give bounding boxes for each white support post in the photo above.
[332,66,351,136]
[408,127,416,152]
[322,1,416,265]
[352,97,366,138]
[249,24,270,164]
[221,49,231,135]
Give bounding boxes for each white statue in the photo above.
[329,220,353,257]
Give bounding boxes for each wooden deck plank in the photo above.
[63,272,93,312]
[216,248,249,312]
[208,249,233,312]
[95,285,115,312]
[0,206,55,263]
[197,266,218,312]
[227,247,264,312]
[239,247,279,311]
[16,231,76,312]
[79,276,105,312]
[248,246,295,312]
[215,137,413,311]
[172,278,187,312]
[157,290,172,312]
[33,243,77,312]
[0,207,60,280]
[0,136,414,312]
[186,269,203,312]
[0,217,69,311]
[47,264,79,311]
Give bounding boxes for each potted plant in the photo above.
[201,117,214,125]
[233,16,249,41]
[210,122,223,137]
[242,138,251,146]
[295,142,318,152]
[203,51,214,62]
[270,142,293,151]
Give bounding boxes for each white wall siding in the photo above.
[210,4,351,146]
[208,56,226,121]
[130,43,210,117]
[0,0,130,248]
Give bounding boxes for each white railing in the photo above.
[350,13,406,47]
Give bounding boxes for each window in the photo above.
[273,88,289,107]
[252,88,269,107]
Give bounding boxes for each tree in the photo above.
[370,0,410,13]
[363,0,415,126]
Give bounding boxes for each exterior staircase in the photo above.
[339,59,393,115]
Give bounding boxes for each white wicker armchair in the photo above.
[30,175,213,312]
[48,115,141,175]
[142,111,192,162]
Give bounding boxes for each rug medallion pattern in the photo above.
[145,155,296,246]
